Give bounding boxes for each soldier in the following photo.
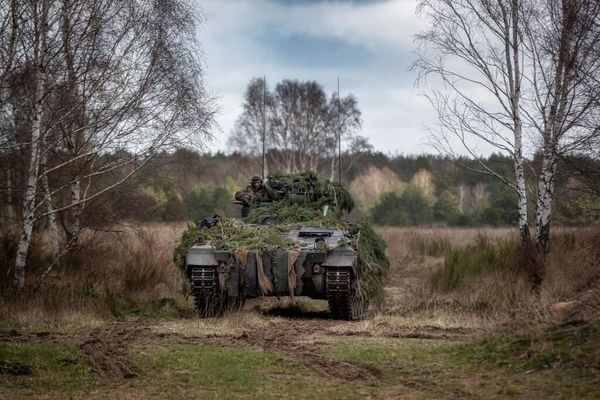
[235,176,281,203]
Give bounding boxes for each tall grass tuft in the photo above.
[430,235,524,292]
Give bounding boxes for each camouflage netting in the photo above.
[173,172,389,304]
[266,171,355,215]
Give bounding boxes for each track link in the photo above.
[190,266,223,317]
[326,267,367,320]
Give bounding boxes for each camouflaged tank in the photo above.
[184,173,373,320]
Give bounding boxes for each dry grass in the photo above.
[377,226,600,330]
[1,223,598,333]
[0,222,191,329]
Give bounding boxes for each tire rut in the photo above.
[77,320,154,379]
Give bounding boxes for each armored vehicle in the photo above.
[183,173,382,320]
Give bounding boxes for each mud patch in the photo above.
[78,321,154,379]
[231,319,381,383]
[0,316,466,383]
[0,320,155,379]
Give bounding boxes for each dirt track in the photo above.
[0,306,476,383]
[0,247,477,382]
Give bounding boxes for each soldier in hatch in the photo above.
[235,176,281,203]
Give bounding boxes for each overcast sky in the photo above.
[197,0,435,155]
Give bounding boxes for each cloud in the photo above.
[197,0,442,154]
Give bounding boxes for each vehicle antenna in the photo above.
[262,76,266,180]
[338,76,341,184]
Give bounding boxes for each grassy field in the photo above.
[1,225,599,399]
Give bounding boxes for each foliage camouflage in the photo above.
[267,171,355,214]
[174,172,389,304]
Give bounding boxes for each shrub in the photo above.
[371,186,433,226]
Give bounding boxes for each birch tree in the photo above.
[523,0,600,254]
[415,0,600,284]
[13,0,55,288]
[5,0,215,287]
[414,0,531,243]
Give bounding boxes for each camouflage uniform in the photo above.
[235,176,281,203]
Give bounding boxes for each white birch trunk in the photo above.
[535,148,557,254]
[70,177,81,241]
[14,78,45,287]
[0,88,14,219]
[513,129,530,244]
[509,1,529,244]
[14,0,49,288]
[329,156,335,182]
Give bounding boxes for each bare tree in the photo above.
[415,0,600,284]
[523,0,600,253]
[414,0,531,243]
[4,0,215,287]
[228,77,274,175]
[13,0,55,288]
[229,78,362,176]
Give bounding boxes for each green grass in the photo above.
[457,322,600,372]
[0,342,95,397]
[325,324,600,399]
[2,323,598,399]
[0,341,365,400]
[133,343,363,399]
[326,338,475,397]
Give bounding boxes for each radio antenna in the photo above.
[262,76,266,180]
[337,77,341,184]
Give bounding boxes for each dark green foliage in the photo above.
[371,186,433,226]
[555,193,600,225]
[480,183,518,226]
[102,149,595,228]
[244,202,342,226]
[433,189,461,223]
[185,184,237,220]
[350,220,390,305]
[268,171,354,214]
[371,192,408,225]
[173,224,200,270]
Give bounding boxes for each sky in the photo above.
[196,0,436,155]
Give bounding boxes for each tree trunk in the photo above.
[510,0,529,245]
[14,0,49,288]
[329,155,335,182]
[535,147,557,255]
[15,77,45,288]
[70,177,81,242]
[514,147,530,244]
[0,87,14,219]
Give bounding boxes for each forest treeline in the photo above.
[6,149,592,228]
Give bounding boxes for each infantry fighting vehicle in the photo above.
[184,173,370,320]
